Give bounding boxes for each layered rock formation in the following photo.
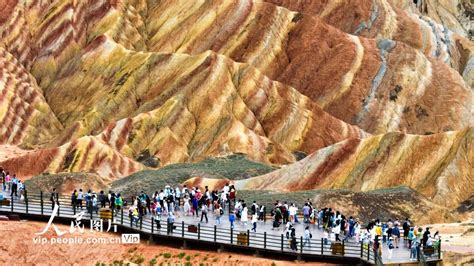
[234,127,473,209]
[266,0,474,87]
[0,0,471,221]
[0,136,142,180]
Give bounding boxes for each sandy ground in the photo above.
[0,145,30,161]
[0,220,335,265]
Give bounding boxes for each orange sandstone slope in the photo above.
[233,127,473,209]
[96,0,471,135]
[265,0,473,87]
[0,0,367,168]
[0,136,142,180]
[49,37,366,166]
[1,0,471,136]
[0,47,63,148]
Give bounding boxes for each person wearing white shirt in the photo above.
[303,226,312,247]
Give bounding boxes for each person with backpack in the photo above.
[303,226,312,247]
[115,194,123,211]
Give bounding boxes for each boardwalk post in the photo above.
[181,221,185,238]
[367,242,370,260]
[140,217,143,230]
[40,191,43,215]
[297,236,303,261]
[151,217,154,233]
[438,240,441,259]
[73,203,76,215]
[281,234,284,252]
[121,208,124,224]
[247,229,250,246]
[360,242,363,258]
[264,232,267,250]
[10,195,13,212]
[230,227,233,244]
[198,223,201,240]
[321,238,324,255]
[214,225,217,242]
[25,190,28,214]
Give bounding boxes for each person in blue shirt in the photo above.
[229,212,236,229]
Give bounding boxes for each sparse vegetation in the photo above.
[112,154,276,195]
[162,253,172,259]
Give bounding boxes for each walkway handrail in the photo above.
[0,190,371,262]
[0,190,443,265]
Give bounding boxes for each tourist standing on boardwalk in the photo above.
[303,226,312,247]
[403,218,411,241]
[241,204,248,226]
[258,204,265,221]
[98,190,106,208]
[251,213,258,232]
[5,172,10,192]
[333,220,341,241]
[0,169,5,191]
[410,231,419,261]
[77,189,84,209]
[215,204,223,225]
[10,175,18,197]
[392,223,401,248]
[387,237,395,260]
[71,190,77,209]
[167,213,175,234]
[229,211,236,229]
[303,203,311,224]
[50,188,59,210]
[290,228,298,251]
[200,203,208,223]
[422,227,431,247]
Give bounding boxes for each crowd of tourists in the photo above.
[0,169,442,261]
[0,168,26,198]
[60,183,441,260]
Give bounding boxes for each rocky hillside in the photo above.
[0,0,472,222]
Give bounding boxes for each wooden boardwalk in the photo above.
[0,191,443,265]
